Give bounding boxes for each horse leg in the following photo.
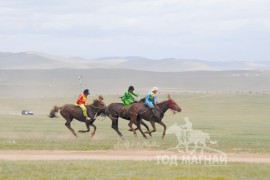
[157,121,167,139]
[128,116,137,138]
[65,120,77,137]
[78,120,91,133]
[90,123,96,138]
[140,120,152,137]
[136,117,148,139]
[144,120,156,134]
[110,115,125,140]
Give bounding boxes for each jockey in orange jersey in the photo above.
[76,89,91,120]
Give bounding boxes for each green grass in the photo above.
[0,93,270,153]
[0,160,270,180]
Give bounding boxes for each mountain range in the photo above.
[1,51,270,72]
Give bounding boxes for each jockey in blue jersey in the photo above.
[145,87,159,117]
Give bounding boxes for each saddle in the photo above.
[120,107,128,117]
[139,98,145,103]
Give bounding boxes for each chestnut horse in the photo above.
[49,96,106,138]
[106,95,181,139]
[126,95,182,139]
[104,102,152,140]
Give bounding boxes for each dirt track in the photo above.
[0,150,270,163]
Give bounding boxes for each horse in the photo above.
[126,95,182,139]
[106,95,181,139]
[49,95,106,138]
[104,102,152,140]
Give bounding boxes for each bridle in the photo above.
[89,99,105,119]
[168,99,177,114]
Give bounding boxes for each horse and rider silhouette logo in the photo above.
[167,117,223,154]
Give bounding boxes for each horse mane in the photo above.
[156,99,169,105]
[53,106,61,112]
[87,99,99,107]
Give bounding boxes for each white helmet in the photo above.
[151,87,159,91]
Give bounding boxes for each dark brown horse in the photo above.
[49,96,106,138]
[105,102,152,140]
[125,95,182,138]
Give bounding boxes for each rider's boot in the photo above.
[151,108,158,118]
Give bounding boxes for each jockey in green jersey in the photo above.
[121,86,139,107]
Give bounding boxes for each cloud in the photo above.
[0,0,269,61]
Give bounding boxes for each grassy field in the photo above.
[0,93,270,179]
[0,93,269,153]
[0,160,270,180]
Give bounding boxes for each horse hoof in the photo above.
[162,135,165,139]
[120,136,125,141]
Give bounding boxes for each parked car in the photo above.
[21,110,34,115]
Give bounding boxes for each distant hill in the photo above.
[1,51,270,71]
[0,69,269,98]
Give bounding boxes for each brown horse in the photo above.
[126,95,182,139]
[104,102,152,140]
[49,96,106,138]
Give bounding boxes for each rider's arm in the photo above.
[124,92,129,98]
[154,96,157,105]
[145,93,151,104]
[132,92,139,97]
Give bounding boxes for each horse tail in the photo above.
[49,105,61,118]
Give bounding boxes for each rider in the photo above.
[75,89,91,121]
[119,86,138,117]
[121,86,139,107]
[145,87,159,117]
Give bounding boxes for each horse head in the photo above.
[167,94,182,113]
[92,95,106,110]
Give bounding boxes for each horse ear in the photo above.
[98,95,104,101]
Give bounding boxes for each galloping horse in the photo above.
[49,96,106,138]
[106,95,181,139]
[126,95,182,139]
[105,102,152,140]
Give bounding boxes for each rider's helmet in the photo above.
[83,89,90,95]
[128,86,135,91]
[151,87,158,91]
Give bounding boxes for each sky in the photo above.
[0,0,269,61]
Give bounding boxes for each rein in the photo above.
[156,106,164,114]
[88,100,104,120]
